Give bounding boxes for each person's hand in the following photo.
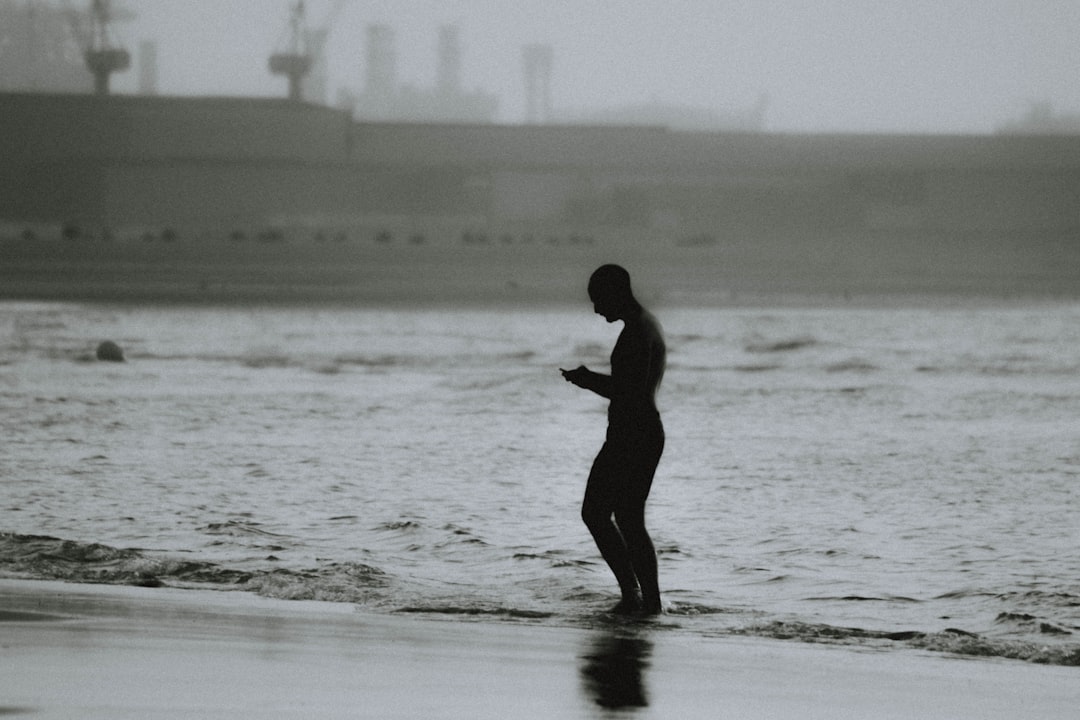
[560,365,590,388]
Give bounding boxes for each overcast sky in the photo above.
[104,0,1080,134]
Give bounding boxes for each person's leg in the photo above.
[613,503,660,614]
[582,446,641,612]
[614,432,664,614]
[582,504,643,613]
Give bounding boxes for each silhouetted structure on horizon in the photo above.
[346,24,497,124]
[523,44,553,124]
[562,96,769,133]
[998,101,1080,135]
[0,0,131,95]
[2,92,1079,241]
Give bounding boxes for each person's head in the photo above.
[588,264,637,322]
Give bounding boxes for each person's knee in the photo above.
[613,506,647,537]
[581,502,608,531]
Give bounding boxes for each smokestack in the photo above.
[137,40,158,95]
[523,44,553,124]
[365,24,396,99]
[304,28,329,104]
[437,25,462,96]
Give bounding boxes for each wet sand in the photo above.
[1,579,1077,719]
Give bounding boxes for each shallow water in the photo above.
[2,299,1079,664]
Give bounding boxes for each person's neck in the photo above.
[617,300,642,322]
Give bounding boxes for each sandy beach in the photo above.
[1,579,1076,719]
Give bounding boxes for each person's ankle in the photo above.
[610,591,643,615]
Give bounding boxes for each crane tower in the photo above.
[269,1,312,102]
[82,0,130,95]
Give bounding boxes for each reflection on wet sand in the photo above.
[579,630,652,712]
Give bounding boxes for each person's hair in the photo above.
[588,264,633,298]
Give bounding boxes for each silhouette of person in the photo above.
[561,264,666,615]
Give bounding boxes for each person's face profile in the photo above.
[589,285,619,322]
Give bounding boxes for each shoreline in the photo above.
[2,578,1078,719]
[3,270,1077,309]
[3,230,1078,308]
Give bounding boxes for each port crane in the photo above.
[67,0,131,95]
[269,1,311,101]
[270,0,350,103]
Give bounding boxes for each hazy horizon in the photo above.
[8,0,1080,134]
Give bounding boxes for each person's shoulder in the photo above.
[624,309,664,351]
[640,309,664,339]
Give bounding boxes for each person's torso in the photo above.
[607,312,665,434]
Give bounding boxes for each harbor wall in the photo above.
[2,92,1079,238]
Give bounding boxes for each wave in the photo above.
[0,533,380,600]
[733,620,1080,667]
[995,612,1074,637]
[744,336,817,354]
[244,563,389,604]
[122,349,541,376]
[825,358,879,373]
[198,520,288,538]
[733,363,783,373]
[663,601,736,617]
[174,351,414,372]
[5,533,1079,666]
[936,587,1080,618]
[395,605,555,620]
[805,594,921,603]
[916,359,1080,377]
[0,533,253,588]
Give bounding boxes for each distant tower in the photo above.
[137,40,157,95]
[83,0,130,96]
[523,44,552,124]
[25,1,41,90]
[299,0,351,106]
[269,1,312,102]
[365,24,396,97]
[303,27,329,104]
[436,25,461,96]
[363,24,396,117]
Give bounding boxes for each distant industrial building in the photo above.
[2,92,1079,242]
[559,96,769,133]
[0,1,89,93]
[998,102,1080,135]
[347,24,498,124]
[0,0,146,97]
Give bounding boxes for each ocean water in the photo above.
[2,298,1079,665]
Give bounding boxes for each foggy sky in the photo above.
[103,0,1080,134]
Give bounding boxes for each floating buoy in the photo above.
[95,341,125,362]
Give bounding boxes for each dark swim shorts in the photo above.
[584,420,664,511]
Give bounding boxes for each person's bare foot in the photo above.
[609,593,644,616]
[639,596,663,616]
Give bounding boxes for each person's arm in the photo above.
[560,366,613,398]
